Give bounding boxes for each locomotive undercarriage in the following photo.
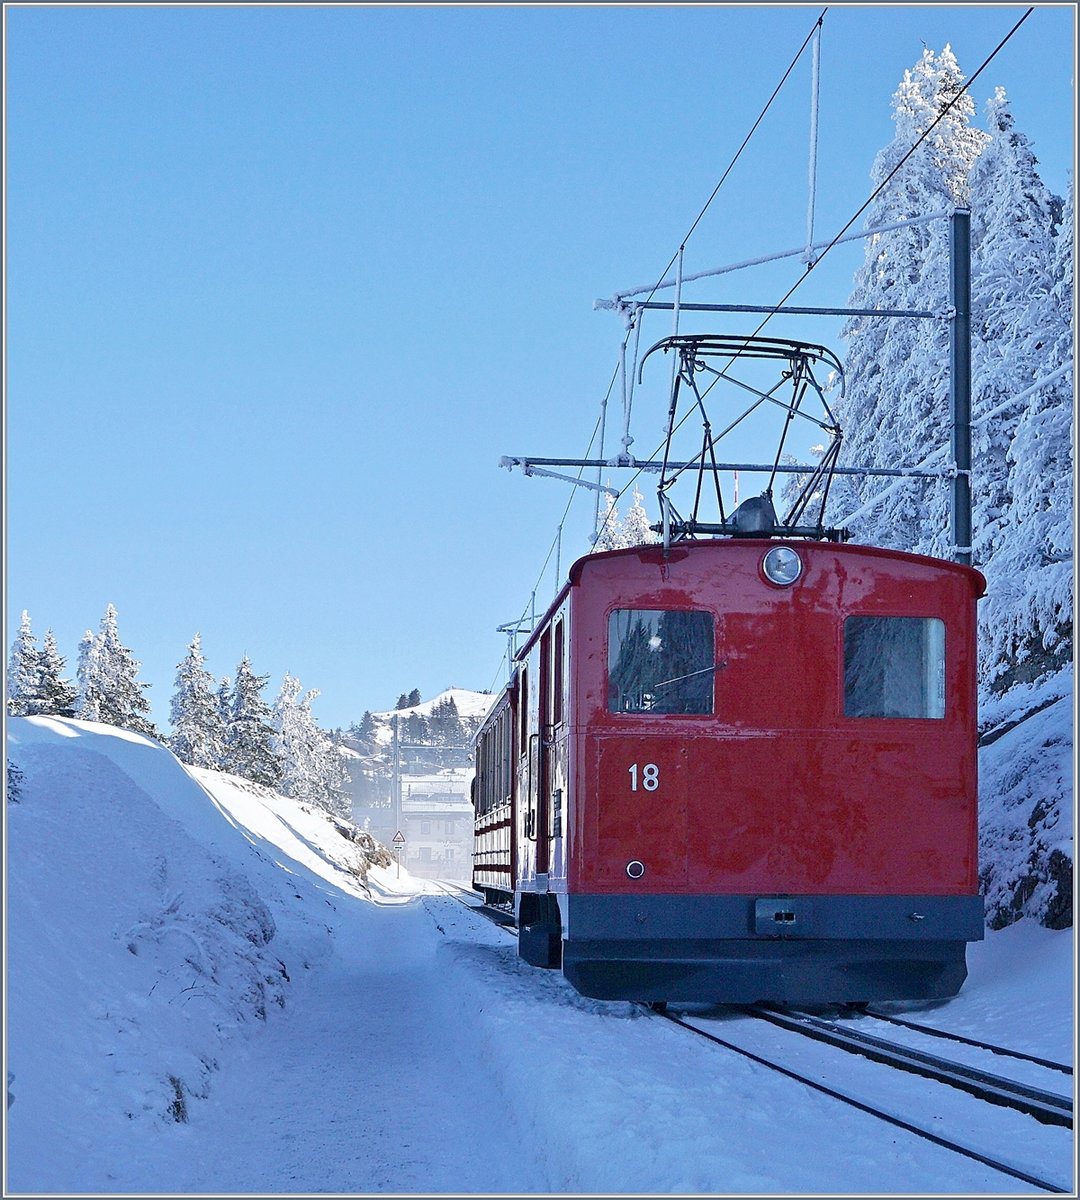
[558,892,985,1004]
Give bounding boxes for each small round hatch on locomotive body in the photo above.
[626,860,646,880]
[762,545,803,587]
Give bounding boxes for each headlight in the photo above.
[762,546,803,586]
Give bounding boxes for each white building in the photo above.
[399,768,474,881]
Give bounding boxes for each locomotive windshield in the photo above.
[844,616,946,719]
[608,609,715,714]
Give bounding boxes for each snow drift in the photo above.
[5,715,393,1190]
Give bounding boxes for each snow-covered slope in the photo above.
[5,716,400,1191]
[978,666,1073,928]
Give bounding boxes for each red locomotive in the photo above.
[473,534,986,1004]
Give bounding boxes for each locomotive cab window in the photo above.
[608,609,715,714]
[844,616,946,719]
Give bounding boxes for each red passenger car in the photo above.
[472,535,986,1004]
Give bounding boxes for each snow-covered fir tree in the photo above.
[7,612,42,717]
[969,92,1073,690]
[593,487,658,550]
[835,46,987,556]
[403,710,428,744]
[593,491,622,552]
[74,629,103,722]
[222,657,281,788]
[169,634,225,769]
[270,675,349,817]
[36,630,77,718]
[349,710,377,746]
[96,605,157,738]
[620,489,658,547]
[215,676,232,730]
[73,606,156,738]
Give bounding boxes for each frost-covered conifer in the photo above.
[270,675,350,816]
[969,93,1073,688]
[169,634,225,768]
[620,490,658,547]
[270,678,308,756]
[351,711,376,741]
[89,604,157,739]
[836,46,987,555]
[404,711,428,744]
[216,676,232,729]
[970,90,1062,560]
[223,657,281,787]
[593,490,622,551]
[7,612,42,717]
[429,696,465,746]
[75,630,103,722]
[36,630,77,718]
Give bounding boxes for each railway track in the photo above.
[744,1004,1072,1127]
[427,884,1073,1192]
[660,1006,1073,1194]
[860,1005,1073,1076]
[428,880,516,924]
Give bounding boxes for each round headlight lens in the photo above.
[762,546,803,586]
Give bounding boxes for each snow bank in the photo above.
[6,722,285,1189]
[978,667,1073,928]
[5,716,394,1193]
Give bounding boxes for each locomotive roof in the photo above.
[568,536,987,589]
[510,537,985,666]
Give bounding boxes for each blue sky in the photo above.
[6,4,1075,732]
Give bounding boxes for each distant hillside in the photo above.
[369,688,495,743]
[337,688,495,810]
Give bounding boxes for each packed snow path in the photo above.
[120,897,549,1194]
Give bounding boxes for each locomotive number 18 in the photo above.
[628,763,660,792]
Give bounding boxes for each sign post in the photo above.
[392,830,406,879]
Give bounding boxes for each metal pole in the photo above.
[554,525,562,597]
[615,300,939,319]
[392,715,401,840]
[594,385,609,537]
[950,209,972,566]
[504,456,946,480]
[805,20,821,265]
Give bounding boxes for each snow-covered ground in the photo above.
[6,716,1074,1194]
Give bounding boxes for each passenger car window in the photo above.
[844,616,946,718]
[608,609,714,714]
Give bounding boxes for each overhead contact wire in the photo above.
[634,8,828,313]
[743,7,1035,347]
